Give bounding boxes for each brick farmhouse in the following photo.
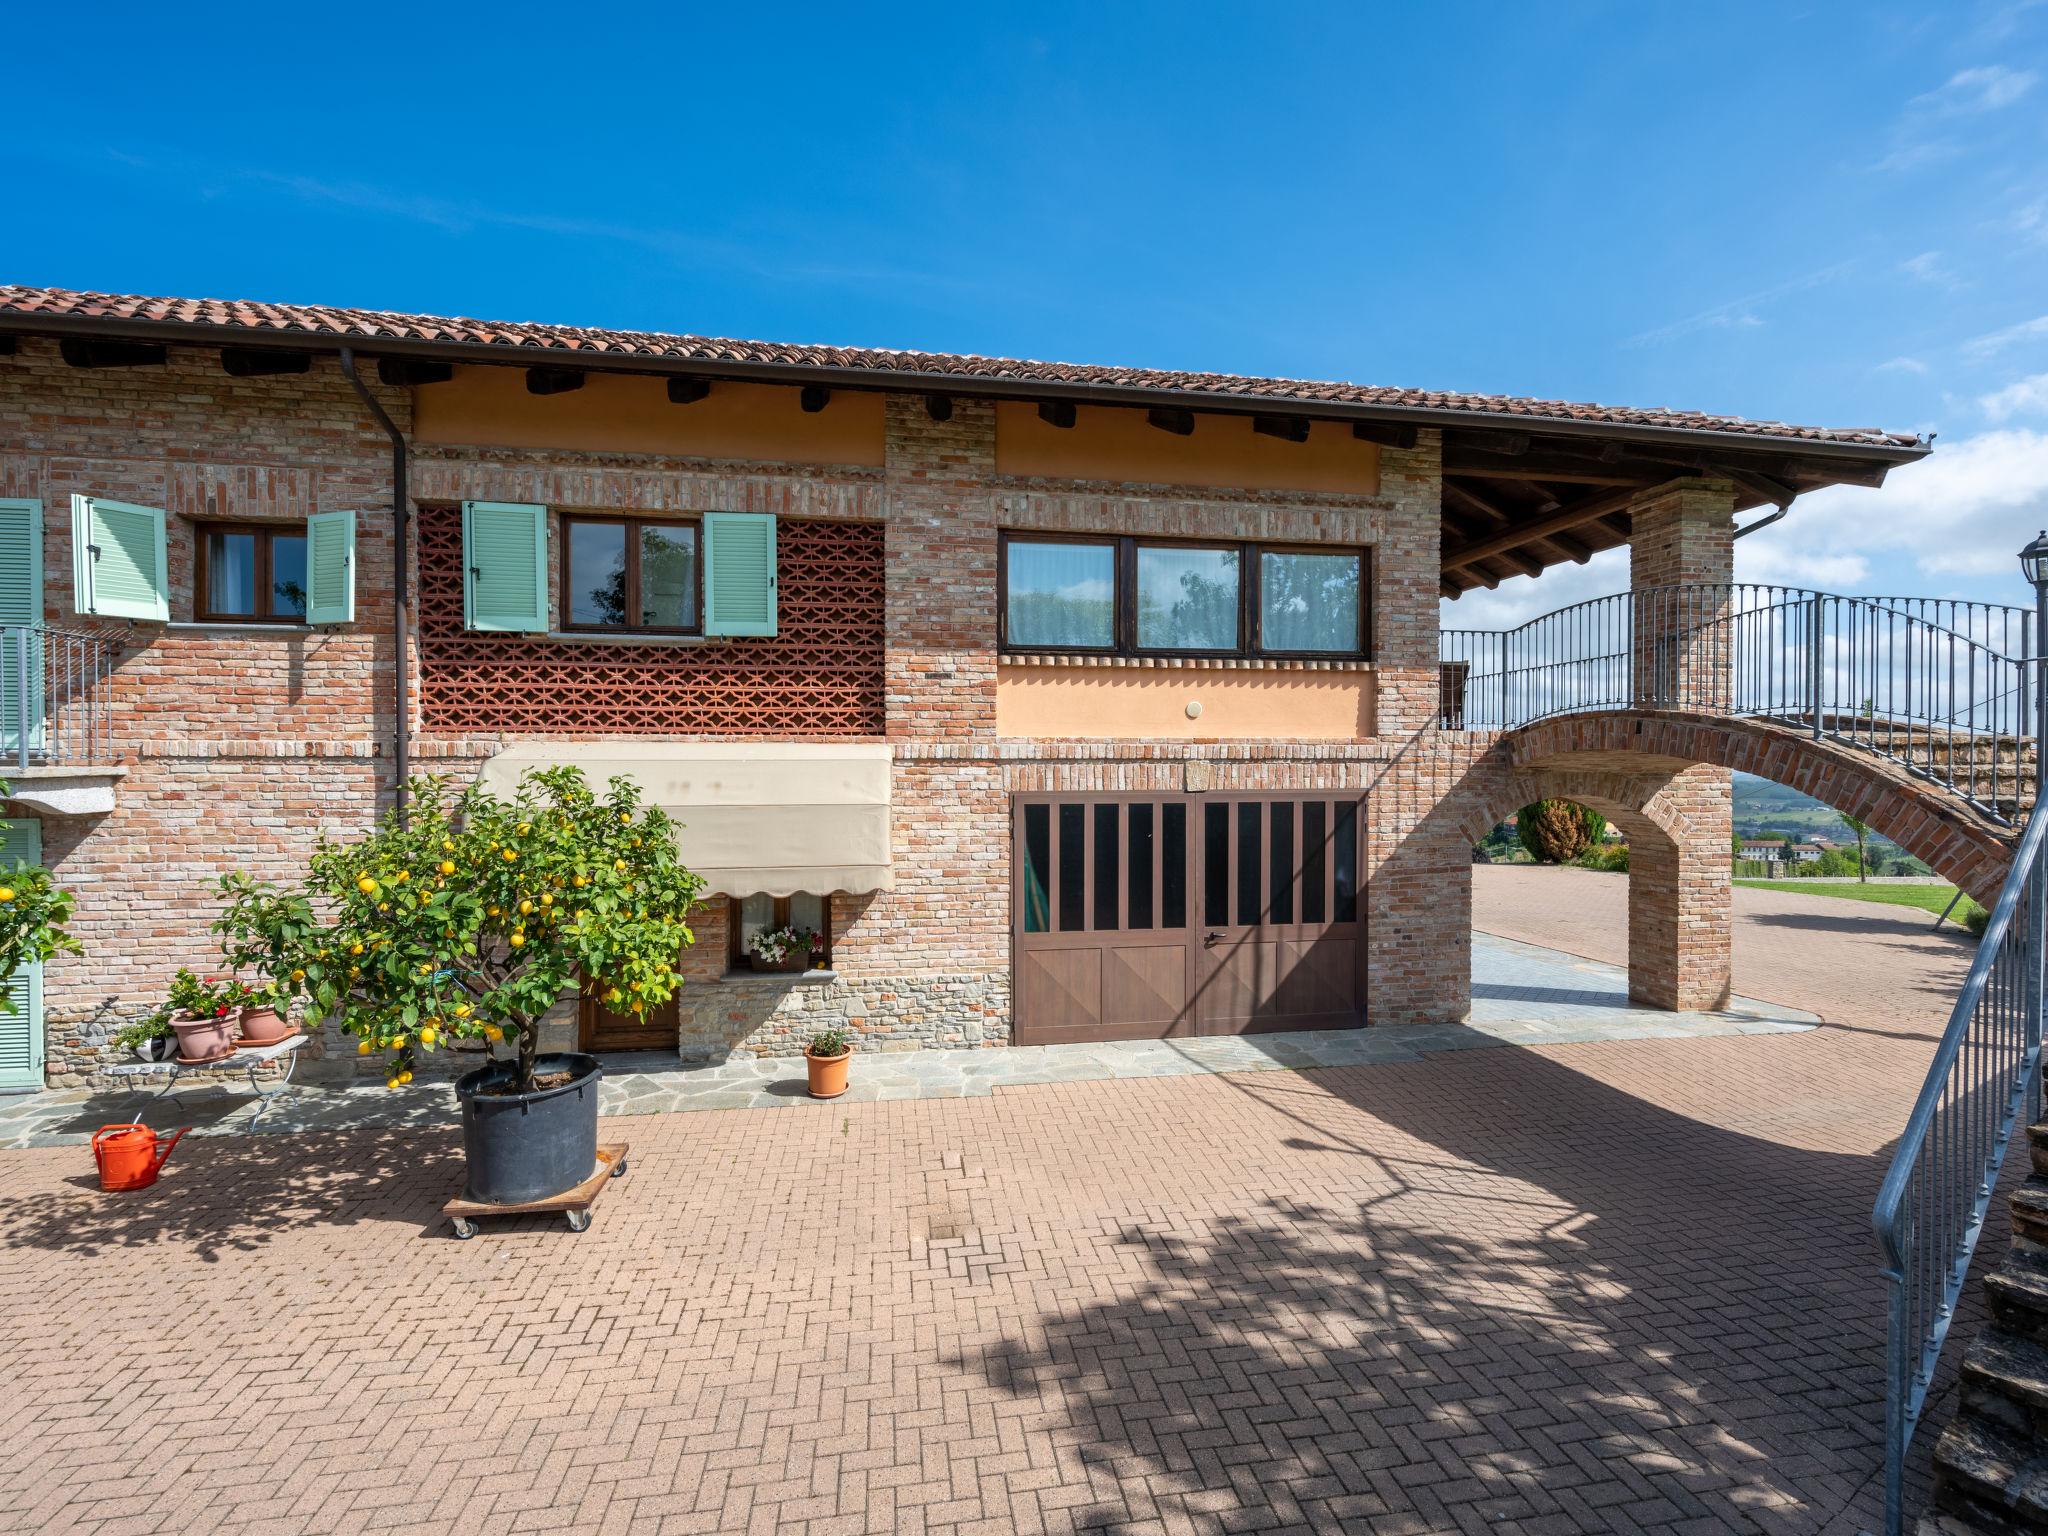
[0,285,1929,1089]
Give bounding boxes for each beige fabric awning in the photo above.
[476,742,892,898]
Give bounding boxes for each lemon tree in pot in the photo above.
[0,798,78,1025]
[217,767,703,1204]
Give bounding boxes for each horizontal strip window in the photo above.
[562,514,701,634]
[195,522,307,623]
[998,533,1369,660]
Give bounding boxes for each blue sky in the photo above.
[4,2,2045,625]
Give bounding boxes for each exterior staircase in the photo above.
[1926,1126,2048,1534]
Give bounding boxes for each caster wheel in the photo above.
[565,1208,591,1233]
[610,1158,628,1178]
[450,1217,478,1240]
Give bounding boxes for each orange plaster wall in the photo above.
[411,366,887,466]
[994,402,1380,496]
[996,663,1374,740]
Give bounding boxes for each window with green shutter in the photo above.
[0,500,43,756]
[0,818,45,1090]
[703,513,777,637]
[462,501,550,633]
[70,495,169,622]
[304,510,357,626]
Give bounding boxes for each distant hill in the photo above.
[1735,771,1904,851]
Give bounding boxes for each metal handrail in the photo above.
[1440,583,2034,823]
[0,622,119,769]
[1870,790,2046,1534]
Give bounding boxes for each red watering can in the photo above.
[92,1124,189,1192]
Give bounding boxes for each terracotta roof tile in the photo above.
[0,283,1926,453]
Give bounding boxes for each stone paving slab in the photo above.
[0,934,1813,1149]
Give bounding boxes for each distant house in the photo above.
[1739,837,1788,860]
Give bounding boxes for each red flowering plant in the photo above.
[217,767,704,1092]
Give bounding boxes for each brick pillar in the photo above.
[1627,486,1736,1012]
[1373,429,1447,737]
[1627,766,1733,1011]
[884,395,997,739]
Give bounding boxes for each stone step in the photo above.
[2012,1183,2048,1251]
[1963,1329,2048,1434]
[2029,1124,2048,1180]
[1987,1245,2048,1341]
[1930,1412,2048,1535]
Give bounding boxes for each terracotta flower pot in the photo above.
[170,1010,236,1063]
[237,1004,290,1046]
[806,1047,850,1100]
[750,952,810,974]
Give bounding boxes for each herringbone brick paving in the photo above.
[0,873,1981,1534]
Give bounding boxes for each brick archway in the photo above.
[1504,711,2017,901]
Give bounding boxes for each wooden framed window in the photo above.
[727,893,833,970]
[195,522,309,623]
[562,514,702,634]
[999,533,1369,661]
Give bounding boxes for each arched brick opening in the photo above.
[1366,734,1731,1024]
[1505,711,2016,902]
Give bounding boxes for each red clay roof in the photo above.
[0,283,1927,454]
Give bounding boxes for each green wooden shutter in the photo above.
[70,495,169,621]
[304,509,357,626]
[703,513,777,637]
[0,818,44,1090]
[461,502,549,633]
[0,500,43,756]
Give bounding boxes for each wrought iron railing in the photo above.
[0,624,119,770]
[1872,791,2045,1534]
[1440,583,2036,823]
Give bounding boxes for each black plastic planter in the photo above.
[454,1052,603,1205]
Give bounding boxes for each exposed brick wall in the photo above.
[4,336,1937,1080]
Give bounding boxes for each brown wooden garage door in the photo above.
[1012,791,1364,1045]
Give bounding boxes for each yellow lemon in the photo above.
[487,905,500,917]
[539,893,553,907]
[517,821,531,835]
[442,838,454,852]
[483,1024,503,1042]
[400,1070,413,1084]
[290,968,305,981]
[418,962,433,975]
[439,860,456,876]
[357,1040,372,1056]
[0,887,14,903]
[357,876,379,895]
[454,1003,472,1018]
[386,1077,401,1090]
[572,874,587,888]
[393,869,409,883]
[349,942,365,956]
[419,1027,438,1047]
[613,859,627,873]
[620,812,632,824]
[391,1034,407,1048]
[508,931,525,948]
[501,848,517,862]
[518,899,533,915]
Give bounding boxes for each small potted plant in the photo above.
[805,1024,852,1100]
[235,981,293,1046]
[111,1010,178,1063]
[162,968,247,1062]
[748,925,821,974]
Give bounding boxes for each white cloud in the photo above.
[1744,428,2048,580]
[1901,250,1962,289]
[1440,548,1629,632]
[1624,262,1852,349]
[1733,542,1872,588]
[1911,64,2039,115]
[1982,374,2048,421]
[1965,314,2048,358]
[1876,356,1930,375]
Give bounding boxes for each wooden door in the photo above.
[1012,794,1193,1046]
[1191,793,1363,1035]
[1011,790,1363,1045]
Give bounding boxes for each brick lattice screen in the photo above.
[416,506,886,736]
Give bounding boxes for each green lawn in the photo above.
[1733,878,1977,919]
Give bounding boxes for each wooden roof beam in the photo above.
[1442,485,1643,573]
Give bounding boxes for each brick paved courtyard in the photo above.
[0,871,1988,1535]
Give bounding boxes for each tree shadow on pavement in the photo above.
[957,1040,1977,1534]
[0,1126,464,1262]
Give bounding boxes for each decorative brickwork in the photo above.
[414,505,885,737]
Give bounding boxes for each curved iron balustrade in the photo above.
[1440,583,2036,824]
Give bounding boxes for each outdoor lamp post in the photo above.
[2025,531,2048,800]
[2022,532,2048,1122]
